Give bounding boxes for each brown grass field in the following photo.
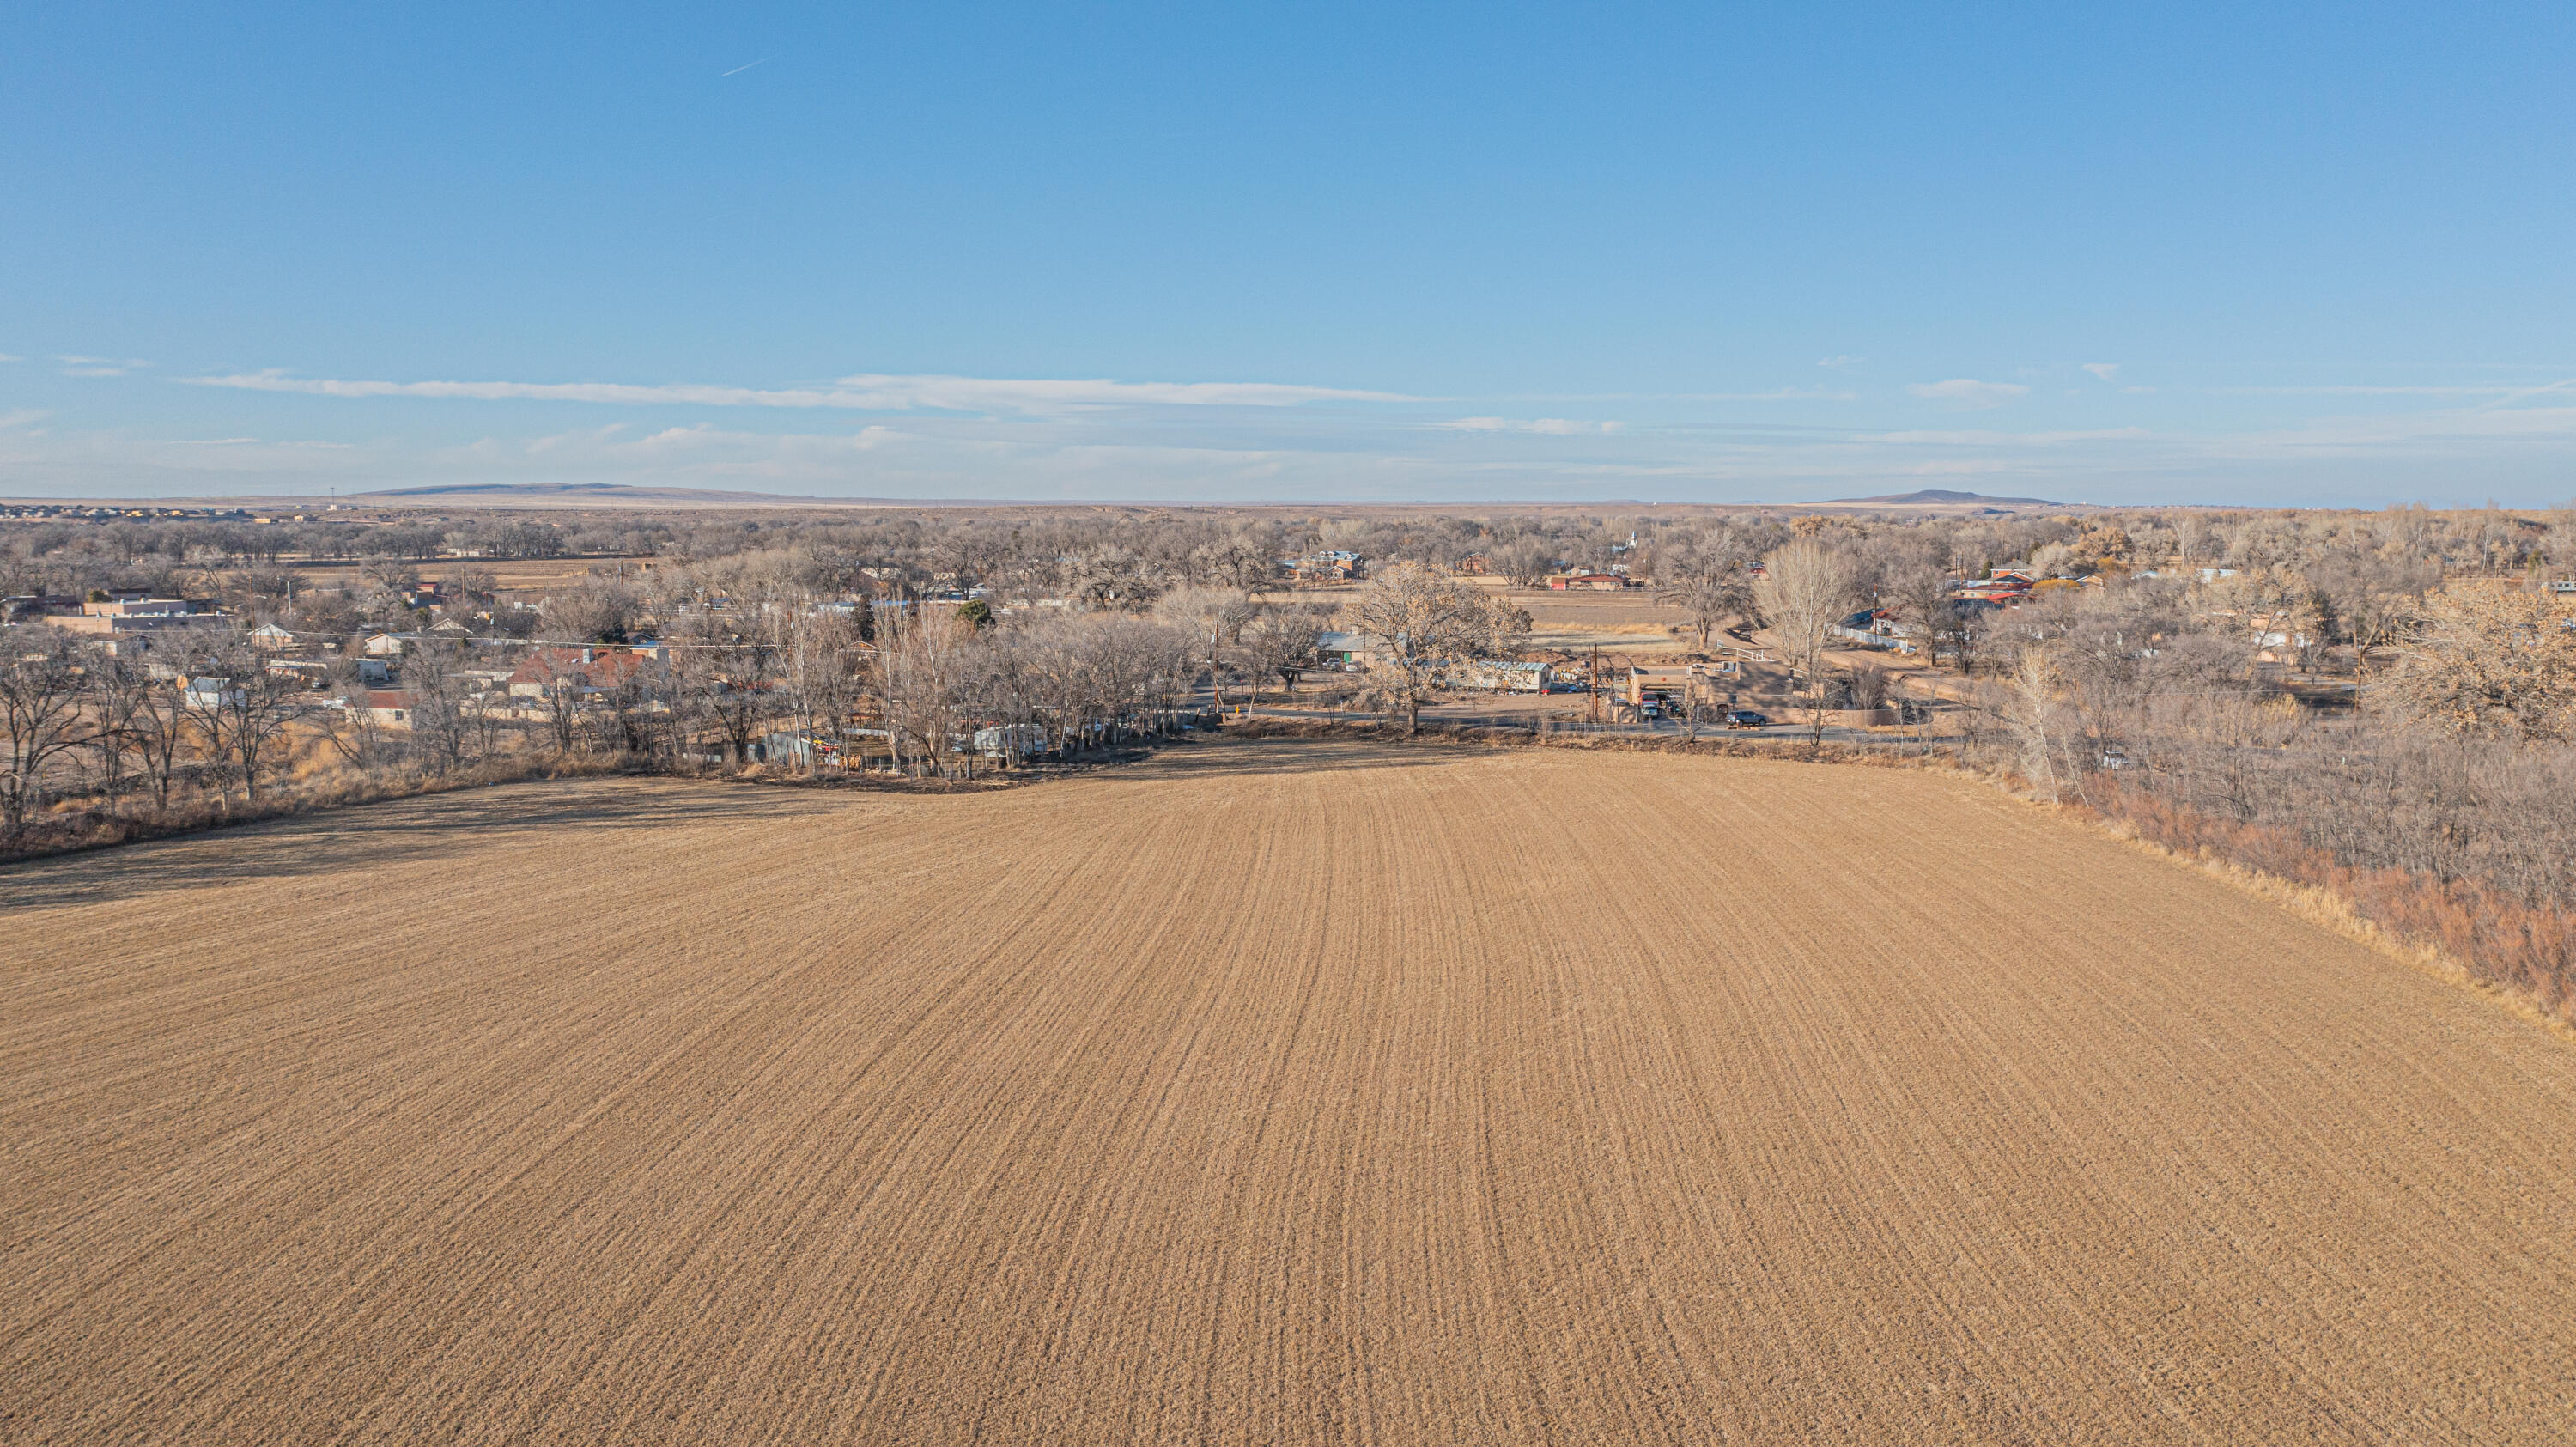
[7,739,2575,1444]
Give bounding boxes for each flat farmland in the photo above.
[7,739,2574,1444]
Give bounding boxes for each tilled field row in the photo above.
[5,739,2573,1444]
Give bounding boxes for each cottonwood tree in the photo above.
[1882,562,1959,669]
[1344,562,1502,735]
[1753,538,1858,745]
[1491,536,1558,588]
[1654,537,1755,648]
[1156,587,1256,711]
[673,612,781,767]
[515,647,597,755]
[182,641,311,805]
[125,669,195,815]
[2000,648,2068,804]
[398,639,479,775]
[317,656,395,770]
[539,577,637,644]
[1236,605,1330,700]
[872,611,980,777]
[82,648,155,819]
[2307,550,2434,668]
[2375,582,2576,742]
[781,606,866,772]
[0,632,93,836]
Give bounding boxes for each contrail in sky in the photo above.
[721,56,775,77]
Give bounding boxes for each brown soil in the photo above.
[6,738,2573,1444]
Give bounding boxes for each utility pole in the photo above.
[1589,642,1601,729]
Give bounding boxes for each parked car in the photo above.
[1723,709,1768,728]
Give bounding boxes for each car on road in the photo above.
[1722,709,1768,728]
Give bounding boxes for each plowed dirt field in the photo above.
[7,738,2574,1444]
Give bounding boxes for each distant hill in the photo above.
[1826,489,2067,507]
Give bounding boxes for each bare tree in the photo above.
[317,656,394,771]
[0,631,92,836]
[125,671,194,816]
[1156,587,1256,712]
[82,648,155,819]
[183,641,312,804]
[1999,648,2068,804]
[1882,562,1959,669]
[1846,661,1892,712]
[2309,550,2434,669]
[1344,562,1501,735]
[1753,538,1858,745]
[781,606,866,773]
[398,639,477,775]
[2373,582,2576,742]
[539,577,638,644]
[872,611,981,778]
[1653,535,1754,648]
[1492,536,1558,588]
[1236,605,1330,700]
[676,612,781,768]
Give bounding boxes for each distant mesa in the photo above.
[1828,489,2067,508]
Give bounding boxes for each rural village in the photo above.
[11,495,2576,1444]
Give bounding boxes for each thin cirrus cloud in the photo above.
[2081,362,2121,382]
[1434,416,1623,435]
[1906,378,2031,410]
[179,369,1414,413]
[2218,384,2541,397]
[58,355,152,378]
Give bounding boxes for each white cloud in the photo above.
[179,369,1413,413]
[1906,378,2030,410]
[2221,385,2523,397]
[2081,362,2121,382]
[58,355,152,378]
[0,353,21,363]
[1880,427,2151,447]
[1676,388,1855,402]
[1434,416,1623,435]
[172,435,353,448]
[0,409,48,429]
[1817,356,1864,368]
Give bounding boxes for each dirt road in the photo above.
[7,739,2573,1444]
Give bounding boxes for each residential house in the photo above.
[357,690,416,729]
[506,646,652,699]
[179,676,240,708]
[1832,609,1915,652]
[1313,630,1392,668]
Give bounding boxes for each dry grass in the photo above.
[6,738,2574,1444]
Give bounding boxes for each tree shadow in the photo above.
[0,781,843,915]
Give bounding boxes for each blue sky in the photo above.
[5,3,2573,505]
